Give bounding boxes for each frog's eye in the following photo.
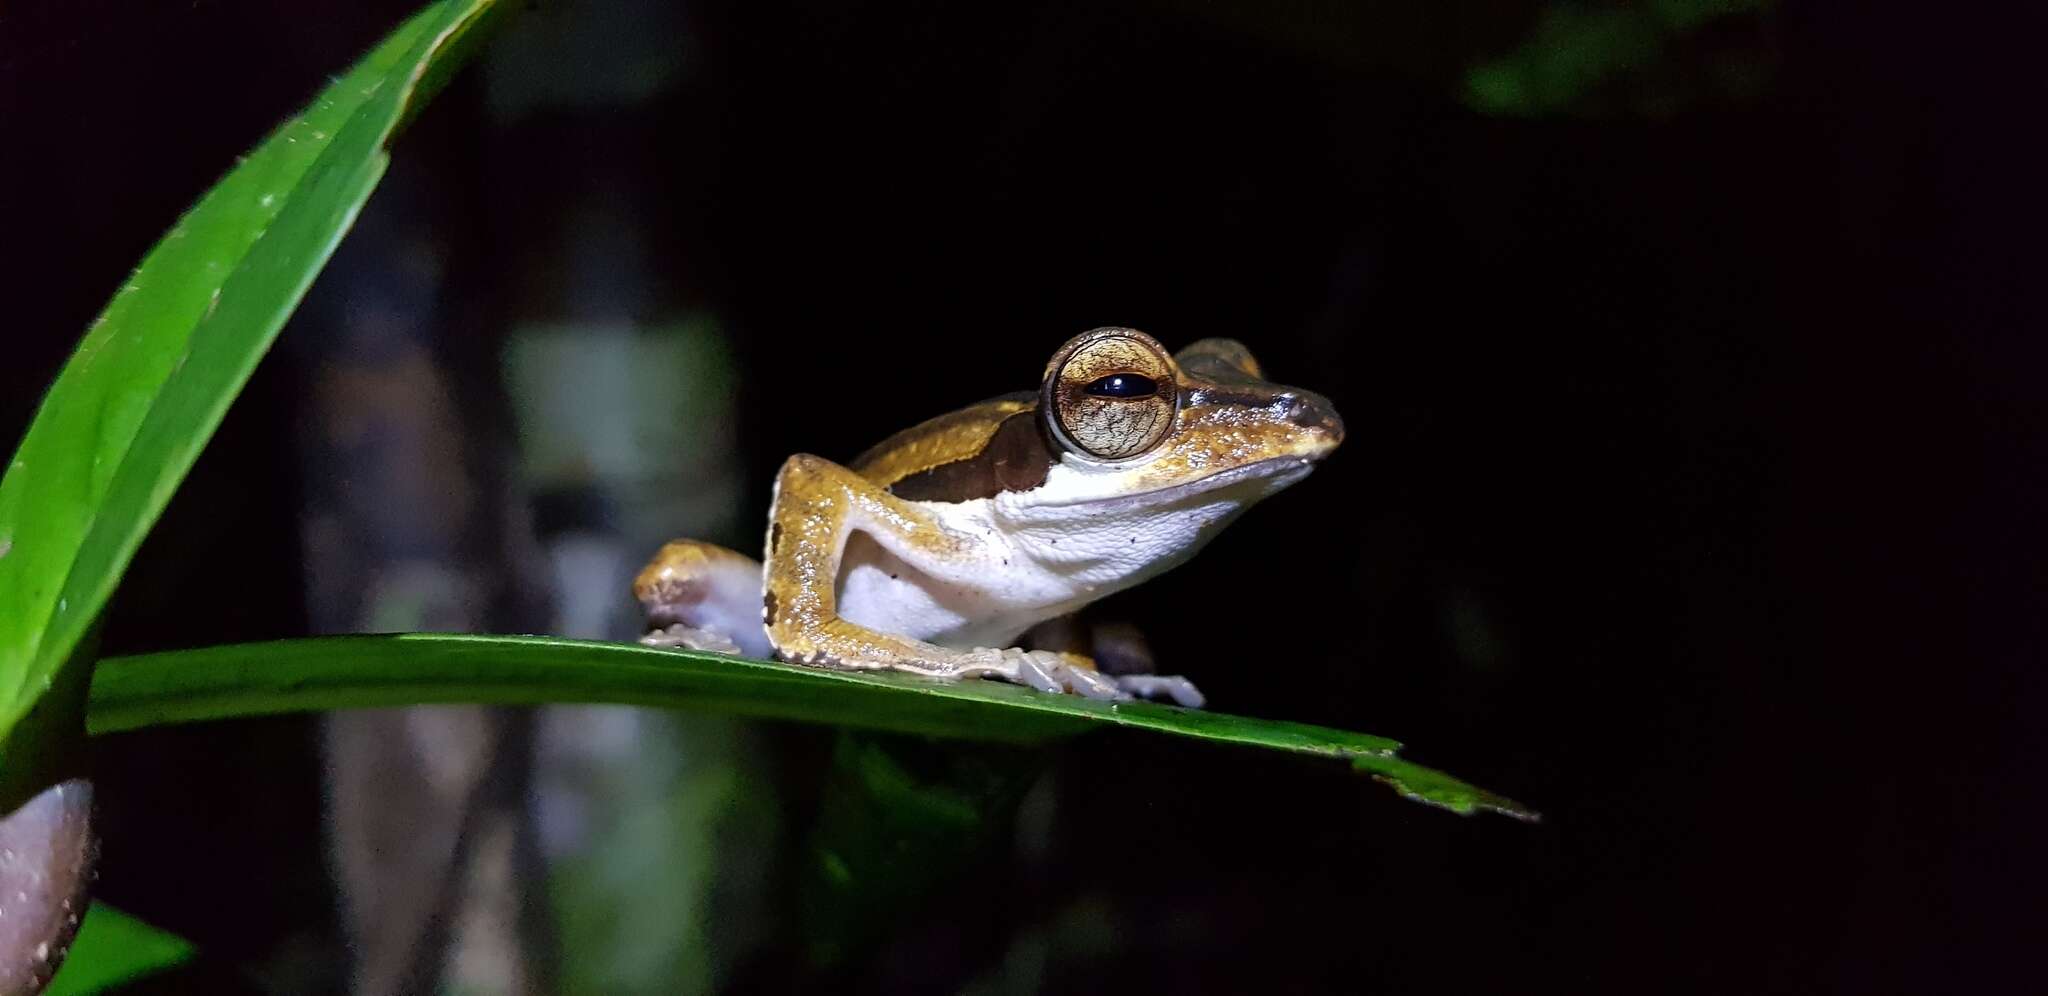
[1044,328,1179,460]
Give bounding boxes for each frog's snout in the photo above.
[1277,389,1345,455]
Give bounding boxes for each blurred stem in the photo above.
[798,733,1049,977]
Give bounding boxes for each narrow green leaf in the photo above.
[0,0,501,799]
[44,903,196,996]
[87,634,1537,819]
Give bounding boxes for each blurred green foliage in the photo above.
[1465,0,1777,116]
[800,734,1046,970]
[550,716,777,994]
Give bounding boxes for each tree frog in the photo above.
[634,327,1343,708]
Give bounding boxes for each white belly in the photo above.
[835,466,1300,648]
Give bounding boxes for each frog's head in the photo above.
[1027,326,1343,509]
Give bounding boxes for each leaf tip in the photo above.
[1357,759,1540,822]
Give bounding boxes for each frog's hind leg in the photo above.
[633,539,772,658]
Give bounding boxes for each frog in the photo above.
[633,326,1343,708]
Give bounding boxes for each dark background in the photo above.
[2,0,2042,992]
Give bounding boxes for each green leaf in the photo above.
[87,634,1537,819]
[44,904,196,995]
[0,0,502,802]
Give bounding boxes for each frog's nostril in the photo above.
[1279,391,1343,442]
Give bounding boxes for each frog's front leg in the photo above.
[763,454,1129,701]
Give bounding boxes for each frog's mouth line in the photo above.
[1034,454,1321,511]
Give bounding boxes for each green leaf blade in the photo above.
[0,0,501,794]
[88,634,1535,818]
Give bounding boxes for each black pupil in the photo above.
[1083,373,1158,399]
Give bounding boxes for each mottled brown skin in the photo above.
[765,334,1284,677]
[851,393,1037,489]
[635,327,1343,703]
[881,409,1054,502]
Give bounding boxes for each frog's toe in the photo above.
[981,648,1064,694]
[1024,651,1129,701]
[970,647,1131,700]
[1061,663,1131,701]
[957,646,1034,683]
[1115,674,1206,709]
[640,623,743,655]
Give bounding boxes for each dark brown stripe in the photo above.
[888,410,1057,502]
